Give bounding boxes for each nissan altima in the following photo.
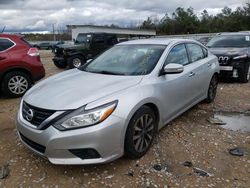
[16,38,219,165]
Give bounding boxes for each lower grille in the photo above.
[22,102,55,126]
[69,149,101,159]
[19,132,46,154]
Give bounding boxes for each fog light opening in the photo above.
[69,148,101,160]
[233,69,238,78]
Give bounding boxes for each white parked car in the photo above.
[16,38,220,164]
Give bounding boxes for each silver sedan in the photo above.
[16,38,219,165]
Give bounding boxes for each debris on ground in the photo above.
[105,175,114,179]
[207,117,226,125]
[183,161,193,167]
[125,170,134,177]
[229,147,245,157]
[0,164,10,179]
[153,164,162,171]
[153,164,169,172]
[193,167,213,177]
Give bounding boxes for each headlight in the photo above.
[233,54,248,60]
[54,100,117,130]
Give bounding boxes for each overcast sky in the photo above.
[0,0,247,33]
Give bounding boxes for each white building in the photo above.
[67,25,156,40]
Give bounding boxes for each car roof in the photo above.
[0,33,23,40]
[117,38,197,46]
[218,31,250,36]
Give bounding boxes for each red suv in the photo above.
[0,34,45,97]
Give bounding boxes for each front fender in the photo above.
[85,84,164,151]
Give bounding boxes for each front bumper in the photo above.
[16,108,125,165]
[218,57,249,79]
[53,56,66,64]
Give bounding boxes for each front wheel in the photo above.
[205,74,218,103]
[1,71,32,98]
[124,106,157,159]
[239,64,250,83]
[68,55,85,69]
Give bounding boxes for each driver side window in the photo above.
[164,44,189,66]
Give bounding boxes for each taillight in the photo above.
[27,48,40,56]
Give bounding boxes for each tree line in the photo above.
[140,3,250,35]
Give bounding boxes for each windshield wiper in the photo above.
[86,70,126,75]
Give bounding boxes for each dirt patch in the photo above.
[0,50,249,187]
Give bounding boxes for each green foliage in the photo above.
[140,3,250,34]
[23,33,71,41]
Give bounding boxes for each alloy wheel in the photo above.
[208,76,218,100]
[133,114,154,152]
[73,58,82,68]
[8,76,29,95]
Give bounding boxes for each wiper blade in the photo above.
[98,70,125,75]
[86,70,125,75]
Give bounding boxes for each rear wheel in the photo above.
[124,106,157,159]
[239,64,250,83]
[54,61,67,69]
[68,55,85,69]
[205,74,218,103]
[1,71,31,98]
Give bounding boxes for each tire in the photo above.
[1,71,32,98]
[205,74,218,103]
[124,106,157,159]
[54,61,67,69]
[239,64,250,83]
[68,55,85,69]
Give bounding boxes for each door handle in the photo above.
[189,72,195,77]
[207,62,212,67]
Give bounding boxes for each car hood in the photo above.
[209,47,249,57]
[24,69,143,110]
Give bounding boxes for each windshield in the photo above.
[75,34,92,44]
[80,44,166,76]
[207,35,250,48]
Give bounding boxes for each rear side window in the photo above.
[0,38,15,52]
[164,44,189,66]
[106,35,117,45]
[93,36,105,44]
[187,43,205,62]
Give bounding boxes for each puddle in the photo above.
[214,112,250,132]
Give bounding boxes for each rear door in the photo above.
[158,43,196,123]
[186,43,211,99]
[0,38,14,72]
[90,34,107,57]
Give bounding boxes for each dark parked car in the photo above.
[53,33,118,69]
[33,42,53,50]
[0,34,45,97]
[207,32,250,82]
[51,41,64,52]
[197,36,212,45]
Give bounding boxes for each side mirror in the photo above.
[163,63,184,74]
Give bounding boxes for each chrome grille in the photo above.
[22,102,55,126]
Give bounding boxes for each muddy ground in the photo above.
[0,51,249,188]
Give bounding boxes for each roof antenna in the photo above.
[1,26,6,33]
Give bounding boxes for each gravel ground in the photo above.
[0,51,249,188]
